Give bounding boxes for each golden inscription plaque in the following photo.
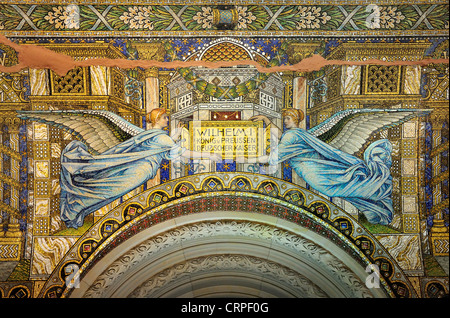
[189,120,265,160]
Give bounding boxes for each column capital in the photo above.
[293,71,308,78]
[431,218,448,232]
[2,117,22,132]
[144,67,159,78]
[429,109,449,127]
[8,123,21,134]
[286,42,321,65]
[5,222,22,237]
[132,42,166,62]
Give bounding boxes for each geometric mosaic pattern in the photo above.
[0,243,19,260]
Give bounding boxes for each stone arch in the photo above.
[72,214,381,298]
[38,172,417,298]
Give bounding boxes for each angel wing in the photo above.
[17,110,144,155]
[308,108,431,155]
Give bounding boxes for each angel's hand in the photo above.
[171,122,185,140]
[249,115,271,125]
[257,155,269,164]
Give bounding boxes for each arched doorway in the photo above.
[71,214,382,298]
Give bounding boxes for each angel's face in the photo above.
[156,114,169,128]
[284,116,297,129]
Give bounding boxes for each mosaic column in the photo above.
[430,120,449,256]
[0,128,2,227]
[29,69,49,96]
[133,42,168,186]
[143,67,161,187]
[401,120,420,234]
[291,71,308,187]
[31,120,51,236]
[1,124,11,234]
[0,119,23,261]
[6,123,21,236]
[432,126,442,218]
[144,68,160,116]
[293,72,308,130]
[155,71,172,183]
[286,43,319,187]
[133,42,165,116]
[28,68,51,231]
[90,65,109,96]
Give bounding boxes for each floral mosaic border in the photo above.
[0,3,447,34]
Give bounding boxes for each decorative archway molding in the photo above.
[72,214,383,298]
[38,172,417,298]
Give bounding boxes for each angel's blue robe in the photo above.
[269,128,393,225]
[60,129,185,228]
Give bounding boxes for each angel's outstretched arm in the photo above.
[256,155,270,164]
[249,114,283,139]
[170,122,185,141]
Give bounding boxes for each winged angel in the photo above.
[250,107,430,225]
[18,107,429,228]
[18,108,221,228]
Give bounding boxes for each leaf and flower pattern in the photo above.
[44,5,80,29]
[0,4,447,32]
[295,6,332,29]
[119,6,154,30]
